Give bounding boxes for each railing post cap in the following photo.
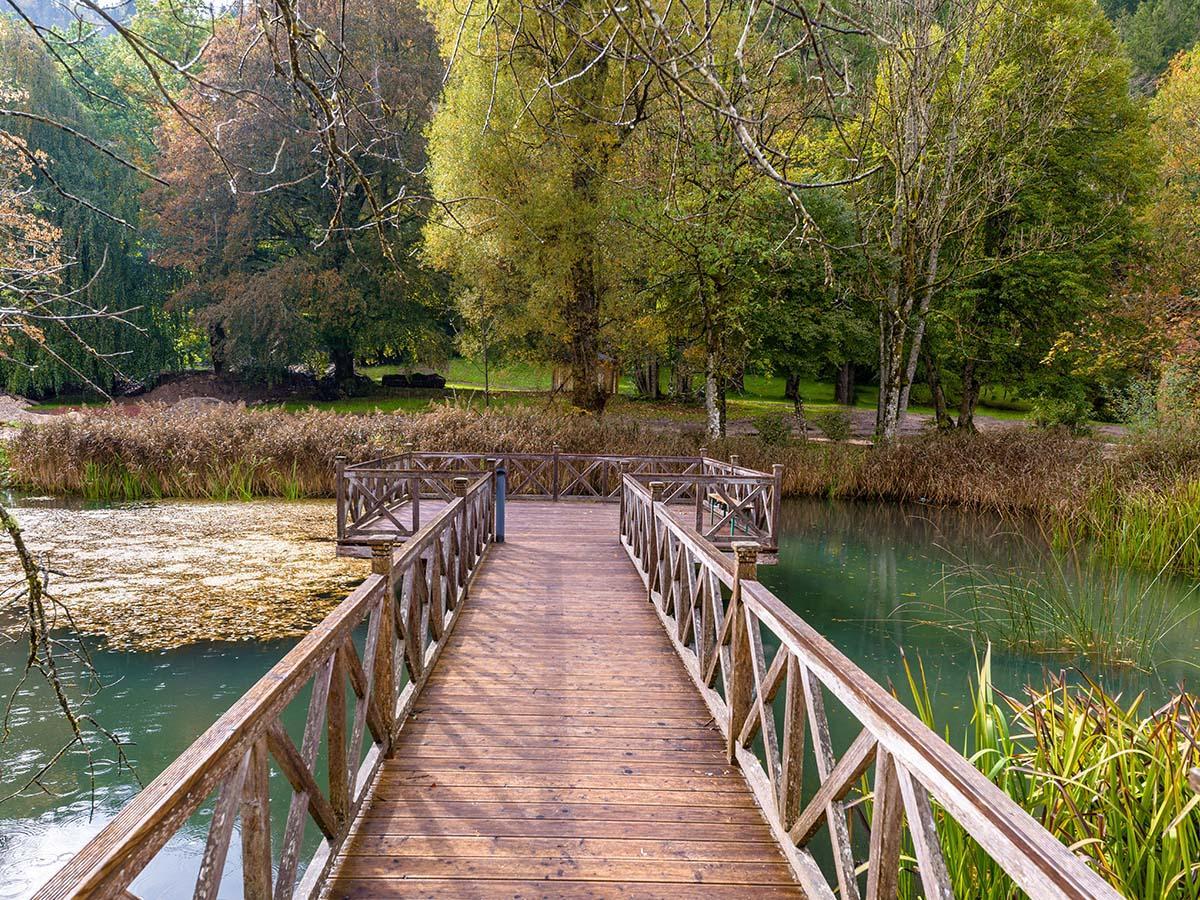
[649,481,665,500]
[369,540,395,573]
[452,476,470,496]
[732,541,760,565]
[335,453,347,462]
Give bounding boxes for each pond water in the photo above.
[758,501,1199,756]
[2,496,1197,897]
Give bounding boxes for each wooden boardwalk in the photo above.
[326,502,798,897]
[39,460,1120,900]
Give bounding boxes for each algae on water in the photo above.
[0,498,367,650]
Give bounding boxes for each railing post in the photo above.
[727,541,759,763]
[552,444,561,500]
[729,453,740,469]
[494,462,506,543]
[618,461,629,533]
[370,540,396,746]
[771,463,784,551]
[648,481,664,602]
[335,454,347,541]
[451,478,471,603]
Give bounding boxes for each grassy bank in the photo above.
[8,404,1200,576]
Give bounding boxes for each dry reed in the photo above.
[6,403,1109,512]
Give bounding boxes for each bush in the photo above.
[810,408,852,442]
[752,411,793,446]
[1030,395,1093,436]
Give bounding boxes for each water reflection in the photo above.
[760,498,1200,732]
[0,639,295,899]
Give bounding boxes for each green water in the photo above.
[2,497,1198,897]
[758,499,1200,745]
[0,639,294,898]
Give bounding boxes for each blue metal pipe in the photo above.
[495,465,506,543]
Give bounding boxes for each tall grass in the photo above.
[889,651,1200,899]
[10,403,1200,578]
[1076,478,1200,578]
[917,533,1199,671]
[5,403,1107,508]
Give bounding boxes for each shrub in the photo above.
[1030,395,1093,436]
[810,408,852,442]
[752,411,793,446]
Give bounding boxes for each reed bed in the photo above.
[4,403,1107,507]
[6,403,1200,576]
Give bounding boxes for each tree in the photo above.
[0,20,185,396]
[610,93,799,437]
[1115,0,1200,90]
[922,0,1151,430]
[422,0,662,412]
[147,0,444,386]
[754,190,873,416]
[851,0,1147,440]
[1109,44,1200,419]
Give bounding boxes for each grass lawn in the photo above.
[26,359,1034,423]
[352,362,1033,423]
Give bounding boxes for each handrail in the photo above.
[338,450,783,550]
[36,473,496,900]
[618,474,1120,900]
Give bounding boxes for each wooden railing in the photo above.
[618,475,1120,900]
[339,449,783,550]
[36,473,496,900]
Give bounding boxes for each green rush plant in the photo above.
[916,531,1198,671]
[882,650,1200,899]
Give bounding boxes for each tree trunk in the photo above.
[634,358,660,399]
[924,351,953,430]
[672,364,693,401]
[704,334,725,440]
[834,364,856,405]
[208,321,228,376]
[566,157,606,413]
[566,283,605,411]
[784,373,801,402]
[330,343,356,385]
[876,292,907,442]
[957,359,980,431]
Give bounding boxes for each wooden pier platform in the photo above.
[38,461,1120,900]
[326,502,797,897]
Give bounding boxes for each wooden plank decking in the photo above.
[326,501,799,898]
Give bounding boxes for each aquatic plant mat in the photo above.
[0,499,365,649]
